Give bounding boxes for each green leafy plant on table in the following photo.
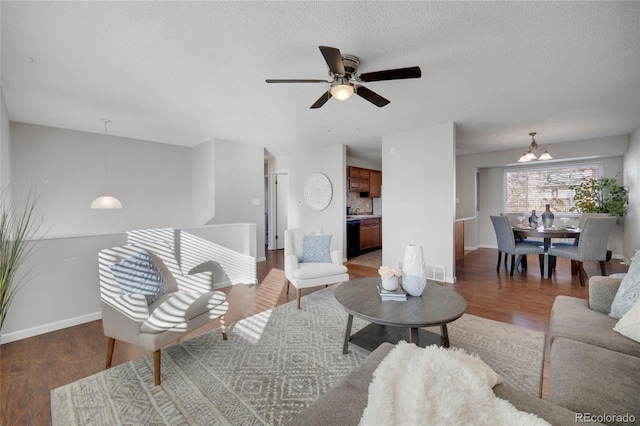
[0,188,41,333]
[570,176,629,223]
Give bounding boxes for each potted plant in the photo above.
[570,176,629,222]
[0,188,41,334]
[570,176,628,261]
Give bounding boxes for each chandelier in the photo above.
[518,132,552,162]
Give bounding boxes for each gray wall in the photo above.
[208,139,266,260]
[1,89,11,191]
[11,122,193,236]
[382,122,457,282]
[623,127,640,257]
[267,144,347,256]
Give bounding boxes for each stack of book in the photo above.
[377,283,407,301]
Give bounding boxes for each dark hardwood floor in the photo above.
[0,247,628,425]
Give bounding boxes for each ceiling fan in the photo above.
[266,46,422,109]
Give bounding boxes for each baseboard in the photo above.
[0,311,102,344]
[256,256,266,262]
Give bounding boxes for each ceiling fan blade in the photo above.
[355,85,390,107]
[359,66,422,82]
[319,46,346,75]
[266,79,329,83]
[310,91,332,109]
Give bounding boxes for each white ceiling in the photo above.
[2,1,639,163]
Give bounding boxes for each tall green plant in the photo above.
[570,177,629,221]
[0,188,41,332]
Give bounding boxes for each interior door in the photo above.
[274,172,288,250]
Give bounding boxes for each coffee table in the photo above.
[334,276,467,354]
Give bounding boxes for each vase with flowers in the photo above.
[378,266,403,291]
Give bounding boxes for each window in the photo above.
[504,163,601,213]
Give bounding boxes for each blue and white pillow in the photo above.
[300,234,332,263]
[110,250,167,304]
[610,256,640,319]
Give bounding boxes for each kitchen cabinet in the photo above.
[360,218,381,251]
[369,170,381,198]
[347,166,381,197]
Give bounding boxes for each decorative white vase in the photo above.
[401,244,427,296]
[381,276,399,291]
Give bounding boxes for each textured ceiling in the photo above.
[2,1,639,162]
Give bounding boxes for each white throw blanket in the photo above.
[360,342,551,426]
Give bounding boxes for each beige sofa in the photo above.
[288,343,582,426]
[548,276,640,425]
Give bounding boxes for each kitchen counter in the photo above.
[347,214,382,222]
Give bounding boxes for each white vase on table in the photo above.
[401,244,427,296]
[381,276,399,291]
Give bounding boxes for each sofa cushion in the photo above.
[293,262,348,280]
[614,299,640,343]
[110,250,167,304]
[550,295,640,358]
[549,337,640,424]
[300,234,332,263]
[610,256,640,319]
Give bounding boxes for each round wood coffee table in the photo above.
[334,276,467,354]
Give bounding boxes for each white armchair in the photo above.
[99,242,229,385]
[284,228,349,309]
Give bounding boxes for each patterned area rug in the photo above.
[51,287,545,425]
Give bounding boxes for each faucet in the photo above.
[354,208,360,215]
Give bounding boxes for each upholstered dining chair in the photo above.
[490,215,545,276]
[99,242,229,385]
[547,216,617,286]
[284,228,349,309]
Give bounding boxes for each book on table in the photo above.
[377,283,407,301]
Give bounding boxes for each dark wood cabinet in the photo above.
[348,166,381,197]
[360,218,382,251]
[349,178,370,192]
[369,170,381,198]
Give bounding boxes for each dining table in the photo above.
[513,226,581,278]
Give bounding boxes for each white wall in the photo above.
[0,224,258,343]
[207,139,265,260]
[11,123,193,237]
[382,122,457,283]
[1,89,11,191]
[623,127,640,256]
[192,140,216,225]
[267,144,347,255]
[457,135,629,252]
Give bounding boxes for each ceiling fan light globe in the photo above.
[330,84,354,100]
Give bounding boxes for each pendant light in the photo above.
[517,132,553,163]
[90,119,123,209]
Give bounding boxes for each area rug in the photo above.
[51,287,545,426]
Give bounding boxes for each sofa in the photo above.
[289,275,640,425]
[288,342,582,426]
[548,276,640,425]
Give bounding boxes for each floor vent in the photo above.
[424,264,446,283]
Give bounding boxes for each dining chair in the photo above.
[547,217,617,286]
[490,215,545,276]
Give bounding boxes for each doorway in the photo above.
[268,170,289,250]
